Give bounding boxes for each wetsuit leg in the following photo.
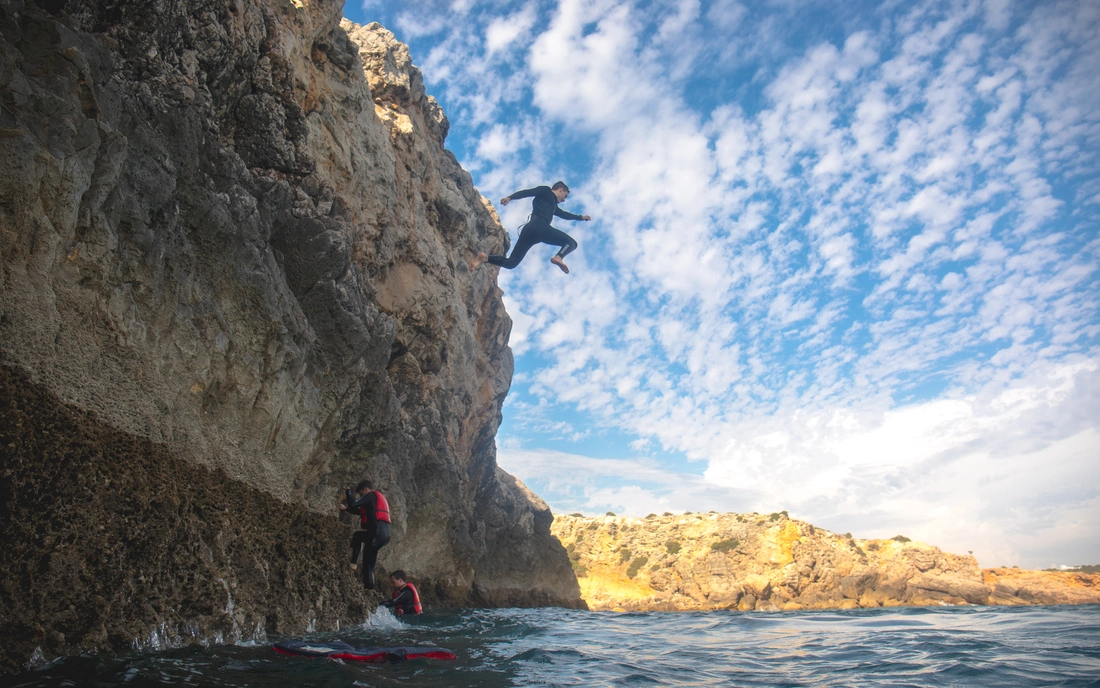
[487,219,578,268]
[362,522,391,589]
[548,229,578,259]
[487,223,540,269]
[350,531,372,564]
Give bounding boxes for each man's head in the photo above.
[390,570,407,587]
[355,479,373,495]
[551,181,570,202]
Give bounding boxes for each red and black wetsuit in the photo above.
[346,489,391,589]
[383,583,422,616]
[488,186,583,269]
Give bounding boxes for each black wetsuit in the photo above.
[488,186,583,269]
[346,490,391,589]
[382,586,420,616]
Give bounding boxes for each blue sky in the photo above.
[349,0,1099,569]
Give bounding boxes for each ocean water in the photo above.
[10,605,1100,687]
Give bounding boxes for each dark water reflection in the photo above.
[10,605,1100,687]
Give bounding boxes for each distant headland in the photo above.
[552,512,1100,611]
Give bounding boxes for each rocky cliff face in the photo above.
[982,567,1100,606]
[0,0,581,672]
[553,513,1100,611]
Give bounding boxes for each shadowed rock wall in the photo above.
[0,362,374,674]
[0,0,581,671]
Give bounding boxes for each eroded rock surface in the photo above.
[0,0,578,672]
[1,363,373,672]
[983,567,1100,606]
[553,513,1100,611]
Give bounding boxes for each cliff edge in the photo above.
[0,0,581,673]
[553,513,1100,611]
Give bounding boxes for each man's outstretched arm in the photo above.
[500,187,540,205]
[555,207,591,221]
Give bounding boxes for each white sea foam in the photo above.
[23,646,51,671]
[360,605,402,630]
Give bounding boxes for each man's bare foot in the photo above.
[551,256,570,274]
[350,563,358,572]
[469,252,487,270]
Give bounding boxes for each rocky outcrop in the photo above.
[552,513,1100,611]
[0,0,579,673]
[983,568,1100,606]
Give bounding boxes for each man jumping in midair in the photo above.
[470,181,591,274]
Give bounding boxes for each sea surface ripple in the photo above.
[11,605,1100,687]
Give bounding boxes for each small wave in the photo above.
[509,647,586,663]
[22,646,60,672]
[127,617,268,655]
[10,605,1100,687]
[360,605,404,630]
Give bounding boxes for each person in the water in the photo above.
[382,570,422,616]
[339,480,391,590]
[470,181,591,274]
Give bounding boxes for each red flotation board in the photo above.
[273,639,456,662]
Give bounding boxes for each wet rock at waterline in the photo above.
[0,363,375,672]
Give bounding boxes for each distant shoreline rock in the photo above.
[983,567,1100,606]
[551,513,1100,611]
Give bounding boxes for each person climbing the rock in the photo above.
[339,480,391,590]
[470,181,591,274]
[381,570,422,616]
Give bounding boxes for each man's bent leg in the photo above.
[555,236,578,259]
[350,531,371,570]
[540,226,578,273]
[363,523,391,590]
[486,224,539,269]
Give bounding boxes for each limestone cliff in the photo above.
[553,513,1100,611]
[0,0,581,673]
[982,567,1100,606]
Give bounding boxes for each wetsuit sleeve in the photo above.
[506,187,540,200]
[346,492,376,515]
[381,589,414,608]
[554,207,584,221]
[396,589,417,610]
[345,489,361,515]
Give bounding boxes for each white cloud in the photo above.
[700,359,1100,565]
[485,5,538,55]
[497,448,756,515]
[394,12,450,38]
